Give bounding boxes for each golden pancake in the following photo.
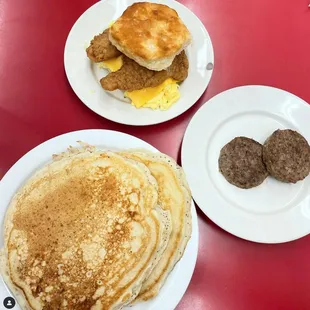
[109,2,191,71]
[1,150,171,310]
[118,150,192,301]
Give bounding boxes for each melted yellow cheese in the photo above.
[98,55,123,72]
[124,78,180,110]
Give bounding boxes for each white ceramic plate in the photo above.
[0,129,198,310]
[182,85,310,244]
[64,0,214,126]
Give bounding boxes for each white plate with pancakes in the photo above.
[182,85,310,244]
[0,129,198,310]
[64,0,214,126]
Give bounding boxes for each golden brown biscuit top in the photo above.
[110,2,191,60]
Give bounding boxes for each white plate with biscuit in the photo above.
[182,85,310,244]
[64,0,214,126]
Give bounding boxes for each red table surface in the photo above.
[1,0,310,309]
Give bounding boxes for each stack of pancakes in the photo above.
[86,2,191,92]
[0,145,192,309]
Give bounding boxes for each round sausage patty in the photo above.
[219,137,268,189]
[263,129,310,183]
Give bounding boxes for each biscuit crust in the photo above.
[110,2,191,70]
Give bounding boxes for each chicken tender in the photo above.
[86,29,121,62]
[100,51,189,91]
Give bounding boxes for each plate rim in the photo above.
[181,84,310,244]
[0,129,198,310]
[64,0,214,126]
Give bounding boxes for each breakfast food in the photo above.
[1,144,192,309]
[100,51,188,92]
[119,151,191,301]
[109,2,191,71]
[219,137,268,189]
[86,2,191,110]
[263,129,310,183]
[86,29,121,62]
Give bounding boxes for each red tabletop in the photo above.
[1,0,310,309]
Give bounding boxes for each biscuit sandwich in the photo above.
[86,2,191,110]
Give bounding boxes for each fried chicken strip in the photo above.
[86,29,121,62]
[100,51,189,91]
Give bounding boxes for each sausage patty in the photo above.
[263,129,310,183]
[219,137,268,189]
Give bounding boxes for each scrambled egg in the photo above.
[98,38,180,110]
